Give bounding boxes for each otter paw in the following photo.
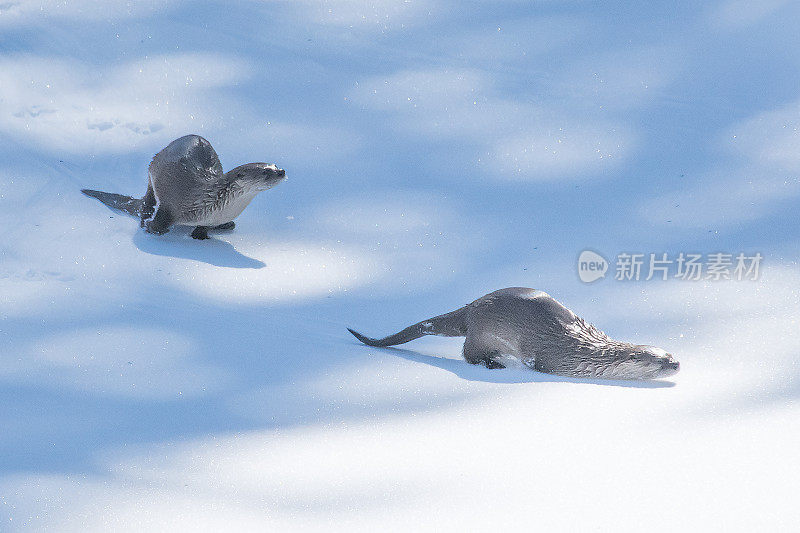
[191,226,210,240]
[143,221,170,235]
[143,206,172,235]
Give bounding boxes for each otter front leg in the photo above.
[191,226,210,240]
[212,221,235,231]
[463,336,507,369]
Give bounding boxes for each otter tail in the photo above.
[348,307,468,347]
[81,189,143,218]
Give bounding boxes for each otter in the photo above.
[81,134,285,239]
[348,287,679,380]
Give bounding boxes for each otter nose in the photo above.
[277,168,285,177]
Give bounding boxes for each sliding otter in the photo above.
[348,287,679,380]
[82,135,285,239]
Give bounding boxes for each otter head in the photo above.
[614,345,679,379]
[228,163,286,191]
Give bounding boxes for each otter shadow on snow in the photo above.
[133,228,265,269]
[365,345,676,388]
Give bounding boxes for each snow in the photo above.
[1,1,799,531]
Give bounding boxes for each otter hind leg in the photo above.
[463,336,507,369]
[144,206,173,235]
[212,221,235,231]
[484,358,506,369]
[140,182,157,228]
[190,226,210,240]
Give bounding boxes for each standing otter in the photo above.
[82,135,286,239]
[348,288,679,380]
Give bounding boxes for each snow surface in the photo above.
[1,1,799,531]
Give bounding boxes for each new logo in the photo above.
[577,250,608,283]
